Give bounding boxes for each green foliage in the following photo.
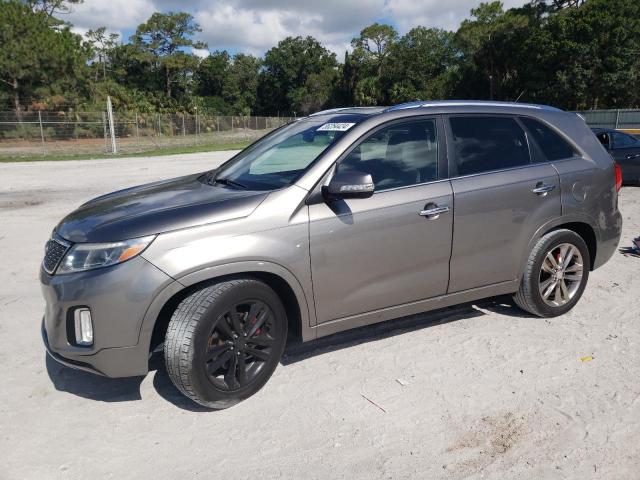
[385,27,457,103]
[131,12,207,98]
[258,36,338,115]
[0,0,90,114]
[3,0,640,115]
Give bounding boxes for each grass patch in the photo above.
[0,141,250,163]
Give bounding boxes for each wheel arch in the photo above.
[518,215,599,285]
[139,262,315,362]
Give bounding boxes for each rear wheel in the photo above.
[164,278,287,409]
[513,229,590,317]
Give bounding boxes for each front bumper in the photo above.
[40,256,174,378]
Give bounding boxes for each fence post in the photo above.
[216,115,219,132]
[195,109,199,145]
[106,96,117,154]
[102,111,108,153]
[182,114,186,137]
[135,112,140,149]
[38,111,46,157]
[615,109,620,129]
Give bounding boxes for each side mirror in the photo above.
[322,170,375,200]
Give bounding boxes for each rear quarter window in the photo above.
[520,117,577,162]
[448,116,530,176]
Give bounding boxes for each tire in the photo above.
[164,277,287,409]
[513,229,590,317]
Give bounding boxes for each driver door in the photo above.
[308,117,453,325]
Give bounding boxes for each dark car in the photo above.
[592,127,640,184]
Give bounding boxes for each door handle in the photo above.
[532,183,556,196]
[626,153,640,160]
[419,204,450,219]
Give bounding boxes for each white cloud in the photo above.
[193,1,383,57]
[192,47,210,58]
[66,0,156,34]
[385,0,530,32]
[66,0,530,56]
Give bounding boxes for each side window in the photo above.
[596,132,610,149]
[449,116,530,176]
[339,119,438,190]
[611,131,638,149]
[520,117,577,161]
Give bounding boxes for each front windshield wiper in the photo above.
[206,171,248,190]
[214,177,248,189]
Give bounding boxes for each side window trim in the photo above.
[444,113,533,179]
[335,114,446,193]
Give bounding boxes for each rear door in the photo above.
[446,115,561,293]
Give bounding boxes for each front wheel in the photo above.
[513,229,590,317]
[164,278,287,409]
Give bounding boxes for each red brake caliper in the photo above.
[250,316,261,336]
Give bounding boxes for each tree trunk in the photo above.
[165,67,172,98]
[12,78,22,123]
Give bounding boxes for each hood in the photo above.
[55,173,268,243]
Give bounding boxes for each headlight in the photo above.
[57,235,156,274]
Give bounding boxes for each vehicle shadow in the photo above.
[150,355,213,412]
[45,295,531,411]
[45,354,144,402]
[280,295,527,365]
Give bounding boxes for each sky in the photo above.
[66,0,530,58]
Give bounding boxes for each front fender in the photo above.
[136,260,316,358]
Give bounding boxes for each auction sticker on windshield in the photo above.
[317,123,356,132]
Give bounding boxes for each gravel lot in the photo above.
[1,153,638,480]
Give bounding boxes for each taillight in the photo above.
[614,163,622,192]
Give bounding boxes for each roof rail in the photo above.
[383,100,562,112]
[309,106,386,117]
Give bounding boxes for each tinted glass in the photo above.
[520,117,576,161]
[449,116,530,176]
[611,131,638,148]
[596,131,610,148]
[339,119,438,190]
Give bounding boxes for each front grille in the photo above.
[43,238,69,274]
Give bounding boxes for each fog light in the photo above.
[73,308,93,346]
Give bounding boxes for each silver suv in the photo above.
[41,101,623,408]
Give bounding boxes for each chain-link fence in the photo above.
[2,103,640,159]
[0,109,295,158]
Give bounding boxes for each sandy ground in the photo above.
[0,153,638,480]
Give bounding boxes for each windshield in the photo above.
[211,118,355,190]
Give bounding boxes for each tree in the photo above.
[522,0,640,109]
[223,54,261,114]
[258,36,337,115]
[131,12,207,98]
[454,2,531,100]
[194,50,231,98]
[86,27,119,82]
[0,0,89,116]
[349,23,398,105]
[25,0,83,22]
[385,27,457,102]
